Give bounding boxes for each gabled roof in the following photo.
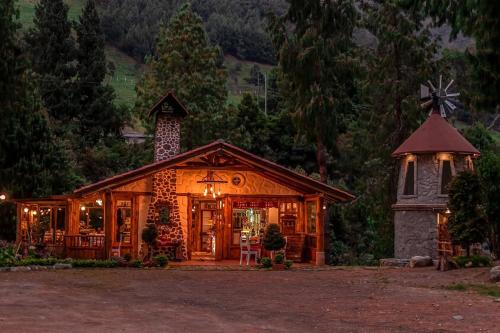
[392,113,480,157]
[74,140,355,202]
[148,91,189,118]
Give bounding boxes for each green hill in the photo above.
[16,0,272,108]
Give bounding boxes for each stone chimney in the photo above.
[147,92,189,260]
[149,92,188,161]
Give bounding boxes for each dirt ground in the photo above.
[0,266,499,333]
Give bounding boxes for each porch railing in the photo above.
[64,235,106,259]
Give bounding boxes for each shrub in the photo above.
[142,223,158,259]
[274,252,284,264]
[260,257,272,268]
[71,259,118,268]
[453,255,492,268]
[0,245,16,266]
[15,258,58,266]
[263,224,285,252]
[153,255,168,267]
[131,259,142,268]
[284,260,293,269]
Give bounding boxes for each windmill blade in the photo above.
[420,99,433,109]
[420,84,431,99]
[446,92,460,97]
[440,104,446,117]
[444,100,457,111]
[444,79,454,92]
[427,80,437,91]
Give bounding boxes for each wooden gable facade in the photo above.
[15,141,354,265]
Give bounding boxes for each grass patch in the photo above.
[445,283,500,298]
[105,45,144,108]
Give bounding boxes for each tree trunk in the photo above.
[316,136,327,183]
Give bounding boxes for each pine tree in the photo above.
[25,0,76,124]
[0,0,80,198]
[136,3,227,149]
[270,0,358,183]
[75,0,125,146]
[229,94,271,156]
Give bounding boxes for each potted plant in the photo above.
[273,252,285,270]
[141,223,158,260]
[262,223,286,259]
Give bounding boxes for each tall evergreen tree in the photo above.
[229,94,271,157]
[75,0,125,146]
[270,0,358,183]
[25,0,76,124]
[0,0,79,198]
[136,3,227,149]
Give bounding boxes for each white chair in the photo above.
[240,234,260,265]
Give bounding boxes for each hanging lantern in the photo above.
[197,171,228,198]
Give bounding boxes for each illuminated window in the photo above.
[403,159,416,195]
[440,160,454,195]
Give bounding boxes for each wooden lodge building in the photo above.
[15,93,354,265]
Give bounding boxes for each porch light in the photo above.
[198,171,227,198]
[0,194,6,201]
[81,206,86,211]
[445,208,451,214]
[23,207,29,213]
[32,210,37,216]
[96,199,103,206]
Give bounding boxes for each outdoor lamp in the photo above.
[0,194,6,201]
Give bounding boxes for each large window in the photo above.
[306,201,317,234]
[440,160,453,195]
[403,159,416,195]
[79,203,104,235]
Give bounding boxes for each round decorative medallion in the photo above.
[231,173,246,187]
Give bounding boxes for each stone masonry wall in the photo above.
[394,210,438,259]
[394,153,471,259]
[146,113,185,259]
[146,170,186,259]
[153,115,181,161]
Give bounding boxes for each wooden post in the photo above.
[315,197,325,265]
[16,203,22,245]
[104,190,113,259]
[186,194,192,260]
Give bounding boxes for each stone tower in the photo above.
[392,111,480,259]
[146,92,189,259]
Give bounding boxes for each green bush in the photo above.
[263,224,285,251]
[71,259,118,268]
[453,255,492,268]
[153,255,168,267]
[260,257,272,268]
[274,253,284,264]
[284,260,293,269]
[131,259,142,268]
[15,258,59,266]
[0,245,16,266]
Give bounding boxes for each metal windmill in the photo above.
[420,75,463,117]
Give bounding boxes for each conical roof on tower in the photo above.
[392,113,480,157]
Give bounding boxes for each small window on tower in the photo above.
[403,160,415,195]
[440,160,453,194]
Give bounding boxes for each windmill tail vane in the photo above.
[420,75,462,118]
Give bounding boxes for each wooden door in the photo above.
[214,198,225,260]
